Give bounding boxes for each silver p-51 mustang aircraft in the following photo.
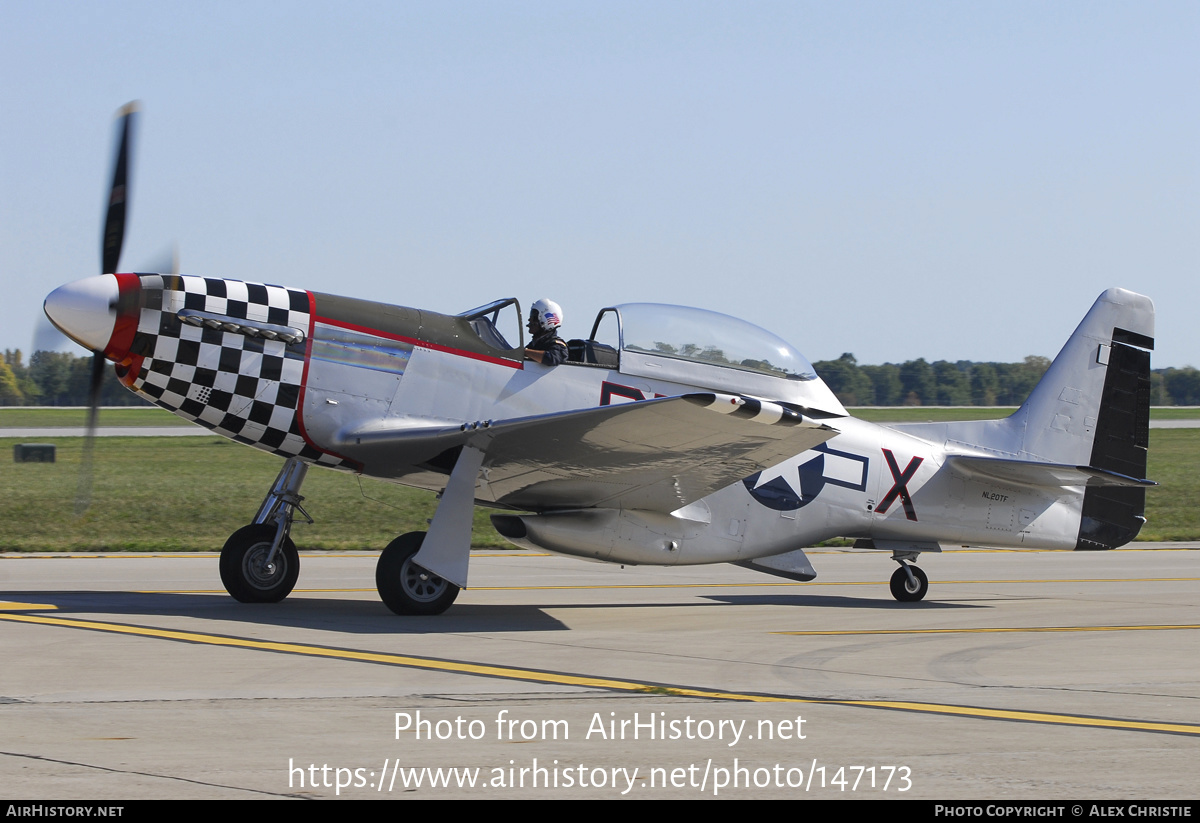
[43,105,1156,615]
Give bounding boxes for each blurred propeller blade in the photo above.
[101,102,139,275]
[141,242,179,276]
[75,351,106,515]
[80,101,139,513]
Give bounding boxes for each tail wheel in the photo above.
[889,564,928,602]
[376,532,460,616]
[220,524,299,603]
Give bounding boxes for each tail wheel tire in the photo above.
[220,524,299,603]
[889,564,928,602]
[376,531,459,616]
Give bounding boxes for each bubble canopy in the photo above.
[599,303,816,381]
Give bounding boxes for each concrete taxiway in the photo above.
[1,546,1197,799]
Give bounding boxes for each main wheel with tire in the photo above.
[219,524,299,603]
[889,564,928,602]
[376,531,460,616]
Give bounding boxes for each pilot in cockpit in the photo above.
[524,298,568,366]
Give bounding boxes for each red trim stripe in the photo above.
[295,292,361,471]
[115,353,144,388]
[103,273,141,361]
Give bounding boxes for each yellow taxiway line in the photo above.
[60,575,1200,595]
[2,610,1197,738]
[777,624,1200,636]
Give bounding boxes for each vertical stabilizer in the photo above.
[1010,289,1154,548]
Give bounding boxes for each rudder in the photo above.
[1076,329,1152,548]
[1012,289,1154,548]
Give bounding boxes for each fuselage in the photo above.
[45,272,1088,567]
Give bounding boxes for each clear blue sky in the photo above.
[3,1,1196,368]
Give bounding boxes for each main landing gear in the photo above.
[373,445,481,616]
[889,553,929,602]
[220,455,470,616]
[376,532,460,616]
[220,457,312,603]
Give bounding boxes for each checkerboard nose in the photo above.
[43,275,120,354]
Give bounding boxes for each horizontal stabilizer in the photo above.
[946,455,1155,489]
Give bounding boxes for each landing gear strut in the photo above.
[220,457,313,603]
[376,531,460,615]
[373,445,481,616]
[889,553,929,602]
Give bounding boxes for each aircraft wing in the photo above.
[945,455,1156,489]
[336,393,839,512]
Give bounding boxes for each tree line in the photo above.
[812,353,1200,406]
[2,348,1197,407]
[1,350,149,407]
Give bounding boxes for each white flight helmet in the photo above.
[530,298,563,331]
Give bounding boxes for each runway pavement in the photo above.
[0,426,211,437]
[1,545,1197,799]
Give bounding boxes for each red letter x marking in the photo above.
[877,449,923,521]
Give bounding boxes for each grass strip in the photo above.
[1,428,1194,551]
